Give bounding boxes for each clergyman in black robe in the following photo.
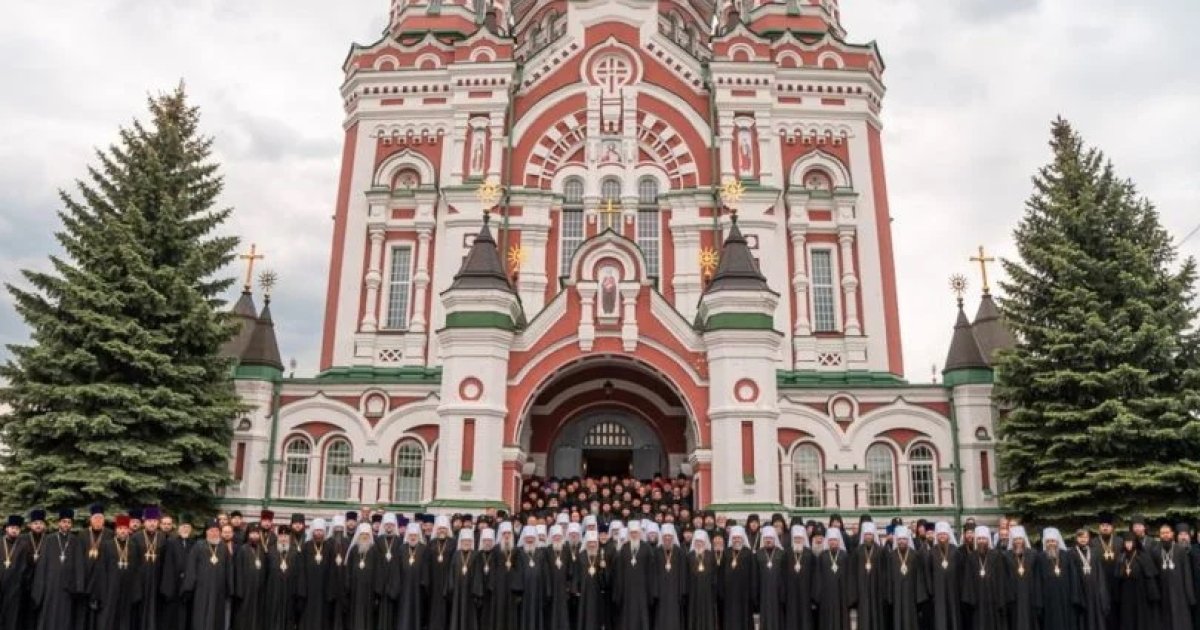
[19,510,49,630]
[79,507,113,630]
[486,524,519,630]
[95,516,141,630]
[373,514,402,630]
[0,515,30,630]
[1072,528,1109,630]
[447,528,484,630]
[720,526,754,630]
[1153,523,1195,630]
[1005,526,1041,630]
[884,526,925,630]
[960,525,1011,630]
[812,526,854,630]
[426,517,455,630]
[925,521,962,630]
[543,526,573,630]
[654,524,687,630]
[130,507,168,630]
[852,522,886,630]
[298,518,336,630]
[614,521,656,630]
[263,527,302,630]
[1038,527,1081,630]
[1116,536,1160,630]
[231,527,267,630]
[181,520,233,630]
[393,523,429,630]
[345,524,381,630]
[1091,513,1122,630]
[783,526,816,630]
[753,527,786,630]
[158,520,194,630]
[574,530,608,630]
[513,526,550,630]
[32,510,82,630]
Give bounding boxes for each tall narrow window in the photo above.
[637,177,660,277]
[909,444,936,505]
[866,443,895,507]
[601,177,622,202]
[233,442,247,483]
[393,440,424,504]
[322,439,353,501]
[980,451,992,492]
[385,247,413,329]
[560,177,585,271]
[599,177,622,231]
[282,438,311,499]
[810,249,838,332]
[791,444,823,508]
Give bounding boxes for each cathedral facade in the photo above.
[222,0,1011,520]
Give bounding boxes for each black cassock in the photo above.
[852,543,886,630]
[655,544,687,630]
[812,548,854,630]
[485,547,519,630]
[95,536,142,630]
[1006,550,1041,630]
[19,532,45,629]
[79,528,113,630]
[0,534,30,630]
[719,547,754,630]
[130,530,167,630]
[297,540,335,630]
[230,543,267,630]
[961,549,1011,630]
[181,541,232,630]
[32,531,82,630]
[1154,542,1196,630]
[782,548,816,630]
[753,547,785,630]
[513,547,549,630]
[373,535,401,630]
[426,538,455,630]
[344,544,380,630]
[686,550,718,630]
[1072,546,1109,630]
[614,542,656,630]
[158,536,193,630]
[262,545,302,630]
[446,550,484,630]
[1116,548,1160,630]
[572,550,608,630]
[1038,552,1081,630]
[542,546,572,630]
[1092,535,1122,630]
[392,542,429,630]
[924,544,962,630]
[884,547,925,630]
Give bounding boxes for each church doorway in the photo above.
[550,411,665,479]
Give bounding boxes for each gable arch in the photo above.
[373,149,436,188]
[789,150,852,189]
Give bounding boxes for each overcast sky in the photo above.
[1,0,1197,382]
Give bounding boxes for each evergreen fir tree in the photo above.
[995,118,1200,523]
[0,86,241,515]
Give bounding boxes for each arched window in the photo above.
[910,444,936,505]
[393,440,424,504]
[282,438,311,498]
[791,444,823,508]
[560,177,585,271]
[601,177,622,202]
[865,443,895,507]
[322,439,353,501]
[637,177,661,276]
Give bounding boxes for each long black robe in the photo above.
[447,550,483,630]
[79,528,113,630]
[655,544,687,630]
[852,542,887,630]
[925,543,962,630]
[262,544,301,630]
[720,546,754,630]
[327,537,350,630]
[542,546,572,630]
[1154,542,1196,630]
[573,549,608,630]
[812,548,854,630]
[392,542,429,630]
[0,534,29,630]
[130,530,166,630]
[1039,551,1081,630]
[782,548,816,630]
[685,549,718,630]
[95,535,142,630]
[426,537,455,630]
[181,541,232,630]
[1092,535,1122,630]
[372,535,400,630]
[884,546,925,630]
[1116,548,1160,630]
[230,542,267,630]
[614,542,656,630]
[32,531,82,630]
[344,543,379,630]
[157,536,192,630]
[18,532,46,630]
[1006,550,1041,630]
[1072,545,1109,630]
[297,539,335,630]
[513,547,550,630]
[753,547,785,630]
[961,549,1011,630]
[485,546,519,630]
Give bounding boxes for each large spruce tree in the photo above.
[0,87,241,515]
[995,118,1200,523]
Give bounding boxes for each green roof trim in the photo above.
[286,366,443,385]
[233,363,283,382]
[704,502,790,512]
[443,311,515,330]
[777,369,908,388]
[702,313,776,331]
[426,498,510,509]
[942,367,994,388]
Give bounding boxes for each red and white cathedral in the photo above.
[222,0,1013,520]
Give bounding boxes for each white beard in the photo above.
[357,540,373,555]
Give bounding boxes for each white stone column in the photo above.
[449,113,469,181]
[790,227,811,335]
[423,454,436,503]
[780,458,794,507]
[487,112,505,180]
[670,225,702,321]
[577,285,597,351]
[411,228,432,333]
[360,227,386,332]
[519,224,549,314]
[838,228,862,335]
[619,284,639,352]
[718,111,735,181]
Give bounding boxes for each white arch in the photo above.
[373,54,400,71]
[372,149,436,188]
[845,401,954,461]
[573,232,646,282]
[277,394,374,458]
[817,51,845,69]
[728,43,756,62]
[414,52,442,69]
[374,396,441,447]
[776,50,803,68]
[469,46,496,62]
[789,150,852,189]
[512,83,711,147]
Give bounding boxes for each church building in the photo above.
[220,0,1013,521]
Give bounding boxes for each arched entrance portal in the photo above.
[549,410,666,479]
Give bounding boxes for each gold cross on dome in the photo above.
[969,245,996,295]
[238,243,265,292]
[598,198,622,230]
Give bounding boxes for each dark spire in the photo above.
[704,214,773,294]
[971,293,1016,365]
[240,298,284,371]
[449,213,514,293]
[220,291,259,358]
[943,300,988,372]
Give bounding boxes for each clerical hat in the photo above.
[6,515,23,528]
[230,510,243,519]
[260,510,275,522]
[205,519,220,531]
[29,509,46,523]
[143,506,162,521]
[345,511,359,522]
[58,508,75,520]
[128,508,143,521]
[115,515,131,529]
[89,503,105,516]
[1098,511,1116,525]
[290,513,305,525]
[370,514,383,524]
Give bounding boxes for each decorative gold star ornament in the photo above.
[477,179,503,208]
[699,247,720,276]
[507,245,526,270]
[949,274,968,302]
[720,178,745,208]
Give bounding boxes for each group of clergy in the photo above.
[0,502,1193,630]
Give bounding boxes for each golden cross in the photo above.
[969,245,996,295]
[598,198,622,230]
[239,243,265,292]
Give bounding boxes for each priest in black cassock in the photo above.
[427,515,455,630]
[1039,527,1081,630]
[883,526,924,630]
[158,517,195,630]
[961,525,1011,630]
[231,526,267,630]
[373,513,402,630]
[298,518,335,630]
[79,504,111,630]
[475,528,499,629]
[1153,523,1195,630]
[345,524,381,630]
[1006,526,1040,630]
[182,519,233,630]
[783,526,815,630]
[32,509,80,630]
[852,521,886,630]
[925,521,962,630]
[131,506,167,630]
[514,525,549,630]
[574,530,608,630]
[1092,513,1122,630]
[543,525,572,630]
[614,520,655,630]
[686,530,717,630]
[393,521,429,630]
[1116,535,1160,630]
[263,527,301,630]
[752,525,785,630]
[720,526,754,630]
[447,528,483,630]
[654,523,687,630]
[485,522,518,630]
[19,510,48,630]
[812,526,854,630]
[0,515,29,630]
[1072,528,1109,630]
[96,515,141,630]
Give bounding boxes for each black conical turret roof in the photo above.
[221,291,259,358]
[943,301,988,372]
[971,293,1016,365]
[449,213,514,293]
[704,215,774,294]
[240,299,283,371]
